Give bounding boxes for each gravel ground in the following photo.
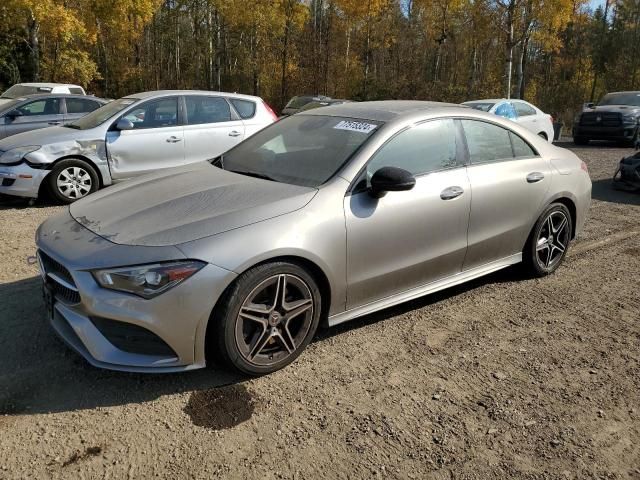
[0,140,639,479]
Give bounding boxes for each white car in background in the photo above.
[463,99,555,142]
[1,83,86,98]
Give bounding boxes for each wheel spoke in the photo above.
[284,298,312,320]
[553,216,567,235]
[546,216,554,237]
[248,327,272,359]
[546,246,556,267]
[274,328,295,354]
[536,239,550,252]
[239,307,268,327]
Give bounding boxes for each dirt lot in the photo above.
[0,141,638,479]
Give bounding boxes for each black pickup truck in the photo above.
[573,91,640,146]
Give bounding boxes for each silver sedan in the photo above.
[35,101,592,375]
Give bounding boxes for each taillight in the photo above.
[580,161,589,173]
[263,101,278,121]
[549,114,554,123]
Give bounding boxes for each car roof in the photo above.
[300,100,468,122]
[8,93,107,102]
[127,90,264,101]
[15,82,83,88]
[603,91,640,95]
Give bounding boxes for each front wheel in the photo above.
[210,261,322,375]
[47,159,99,204]
[524,203,573,277]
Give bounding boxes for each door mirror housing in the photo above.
[369,166,416,198]
[116,118,135,131]
[5,109,21,119]
[584,102,595,110]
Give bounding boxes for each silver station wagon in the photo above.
[0,90,276,203]
[35,101,592,375]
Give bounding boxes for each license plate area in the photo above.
[42,281,55,321]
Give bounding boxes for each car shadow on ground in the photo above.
[591,178,640,206]
[0,194,52,210]
[0,267,528,417]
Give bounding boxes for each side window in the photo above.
[229,99,256,119]
[66,98,100,114]
[17,98,61,116]
[494,102,517,120]
[122,98,178,129]
[367,119,458,177]
[461,119,513,164]
[510,132,537,158]
[513,102,536,117]
[69,87,84,94]
[186,96,231,125]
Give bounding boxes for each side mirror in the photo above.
[5,109,21,119]
[585,102,595,109]
[369,166,416,198]
[116,118,134,131]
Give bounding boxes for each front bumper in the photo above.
[36,210,237,372]
[0,163,49,198]
[572,124,638,141]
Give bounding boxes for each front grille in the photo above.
[38,250,81,305]
[89,317,177,357]
[580,112,622,127]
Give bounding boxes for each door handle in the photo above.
[440,186,464,200]
[166,136,182,143]
[48,121,61,125]
[228,131,242,137]
[526,172,545,183]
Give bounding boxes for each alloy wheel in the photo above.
[56,166,92,199]
[535,210,570,270]
[235,274,314,367]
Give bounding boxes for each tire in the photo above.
[573,136,589,145]
[523,203,573,277]
[47,159,99,204]
[209,261,322,375]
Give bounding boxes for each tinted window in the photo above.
[513,102,536,117]
[185,96,231,125]
[66,98,100,114]
[230,98,256,119]
[219,115,381,187]
[124,98,178,129]
[285,96,314,109]
[598,92,640,107]
[510,132,537,158]
[367,119,458,177]
[495,102,517,120]
[461,120,513,164]
[17,98,60,116]
[465,102,495,112]
[69,87,84,94]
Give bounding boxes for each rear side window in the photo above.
[17,98,61,116]
[230,99,256,119]
[495,102,517,120]
[185,96,231,125]
[367,119,459,177]
[69,87,84,94]
[66,98,100,114]
[462,119,537,164]
[513,102,536,117]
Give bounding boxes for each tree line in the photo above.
[1,0,639,126]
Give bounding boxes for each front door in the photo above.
[345,119,471,309]
[183,95,246,163]
[106,96,185,180]
[4,97,64,137]
[460,119,552,270]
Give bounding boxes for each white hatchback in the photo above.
[463,99,555,142]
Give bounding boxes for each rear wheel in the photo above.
[210,261,322,375]
[47,159,99,204]
[524,203,572,277]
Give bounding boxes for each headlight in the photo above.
[622,114,639,124]
[0,145,41,165]
[93,260,206,299]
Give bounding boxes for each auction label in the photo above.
[333,120,377,134]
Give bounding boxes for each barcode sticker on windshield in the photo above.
[333,120,377,134]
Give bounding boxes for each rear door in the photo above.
[183,95,245,164]
[62,97,102,123]
[106,96,185,180]
[4,97,64,136]
[461,119,552,270]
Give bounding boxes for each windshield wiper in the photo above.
[229,169,278,182]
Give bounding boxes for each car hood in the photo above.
[69,162,317,247]
[0,126,100,150]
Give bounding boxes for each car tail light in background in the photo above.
[263,101,278,121]
[581,161,589,173]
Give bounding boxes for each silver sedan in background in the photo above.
[0,90,277,203]
[35,101,591,375]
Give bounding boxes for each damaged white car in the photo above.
[0,90,277,203]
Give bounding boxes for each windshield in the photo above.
[66,97,138,130]
[598,92,640,107]
[218,115,383,187]
[285,96,315,109]
[464,102,495,112]
[2,85,53,99]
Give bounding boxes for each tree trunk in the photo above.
[26,11,40,81]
